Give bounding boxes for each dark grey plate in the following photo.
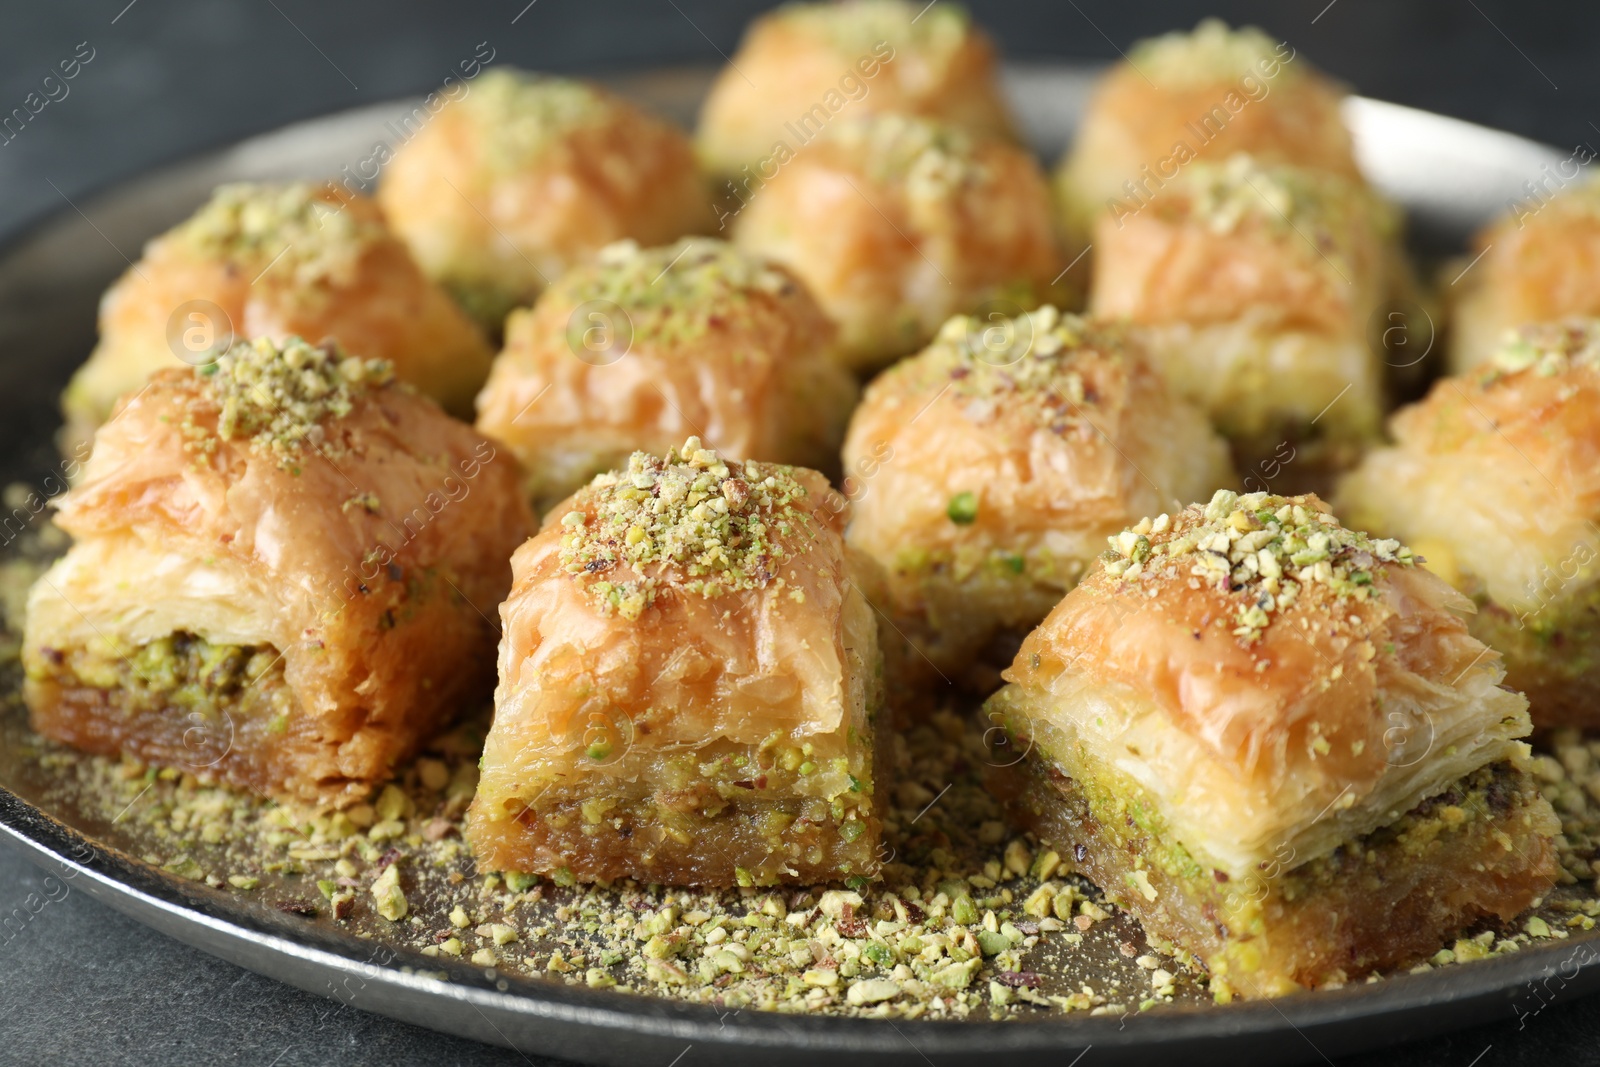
[0,64,1587,1067]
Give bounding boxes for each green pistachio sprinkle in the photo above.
[465,70,613,168]
[1100,489,1414,643]
[173,182,386,281]
[778,0,971,59]
[1487,319,1600,379]
[947,491,979,525]
[197,336,393,461]
[824,113,984,193]
[558,437,816,620]
[1128,18,1299,87]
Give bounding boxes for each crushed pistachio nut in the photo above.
[824,112,985,193]
[371,862,407,921]
[461,70,614,170]
[173,181,387,285]
[777,0,971,66]
[1486,319,1600,379]
[558,439,816,618]
[1128,18,1300,87]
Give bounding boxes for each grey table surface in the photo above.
[3,1,1600,1063]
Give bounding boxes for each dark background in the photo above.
[2,1,1599,1064]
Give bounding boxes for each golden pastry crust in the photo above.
[733,113,1067,371]
[695,0,1016,180]
[1090,155,1394,478]
[1448,178,1600,372]
[25,337,536,803]
[982,490,1556,993]
[378,70,713,333]
[467,441,885,887]
[1337,320,1600,729]
[474,238,858,514]
[842,307,1233,694]
[1056,19,1357,250]
[61,183,494,445]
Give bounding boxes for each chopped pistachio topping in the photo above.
[559,438,815,619]
[825,113,985,194]
[947,491,979,525]
[464,70,614,168]
[1127,18,1297,87]
[777,0,971,63]
[196,336,393,461]
[1101,490,1414,643]
[172,182,386,283]
[1487,319,1600,378]
[565,239,796,347]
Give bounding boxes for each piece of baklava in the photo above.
[1448,177,1600,372]
[985,490,1559,997]
[24,336,535,804]
[733,112,1067,372]
[1338,319,1600,730]
[467,439,884,887]
[1055,19,1359,254]
[474,238,858,514]
[62,182,494,445]
[1090,154,1396,486]
[695,0,1016,182]
[842,306,1233,695]
[378,69,713,334]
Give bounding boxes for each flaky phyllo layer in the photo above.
[988,489,1535,881]
[468,440,885,885]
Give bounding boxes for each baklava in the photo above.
[467,440,885,887]
[985,490,1558,997]
[25,336,535,804]
[62,182,493,445]
[379,69,713,333]
[1338,319,1600,730]
[1055,19,1359,254]
[1090,154,1395,485]
[696,0,1016,182]
[1448,176,1600,372]
[842,306,1232,694]
[474,238,858,514]
[733,112,1067,372]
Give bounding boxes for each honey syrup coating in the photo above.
[61,182,494,448]
[467,440,885,887]
[1447,175,1600,373]
[841,306,1233,696]
[1337,319,1600,730]
[25,336,536,804]
[378,69,714,334]
[474,238,859,515]
[984,490,1556,994]
[1090,154,1400,485]
[1055,19,1358,255]
[733,112,1068,373]
[695,0,1016,181]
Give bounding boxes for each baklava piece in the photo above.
[62,182,493,444]
[842,307,1232,695]
[1338,319,1600,730]
[696,0,1015,181]
[1448,177,1600,372]
[1055,19,1358,253]
[474,238,858,514]
[379,69,712,333]
[985,490,1558,997]
[733,112,1067,372]
[25,336,535,804]
[1090,154,1396,486]
[467,440,885,887]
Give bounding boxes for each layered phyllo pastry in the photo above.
[841,306,1232,693]
[474,238,858,514]
[1448,177,1600,372]
[62,182,493,446]
[467,440,884,887]
[733,112,1067,372]
[695,0,1016,181]
[1090,154,1396,484]
[1055,19,1359,252]
[24,336,535,804]
[1338,319,1600,730]
[984,490,1559,997]
[378,69,712,333]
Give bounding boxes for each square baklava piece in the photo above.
[467,440,885,887]
[984,490,1559,997]
[24,336,534,803]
